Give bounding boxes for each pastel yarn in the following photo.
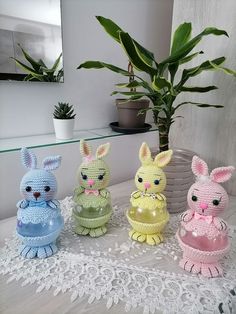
[177,155,235,277]
[16,148,64,259]
[127,142,173,245]
[73,140,112,237]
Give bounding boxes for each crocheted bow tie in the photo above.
[29,200,48,207]
[84,189,99,196]
[194,212,213,224]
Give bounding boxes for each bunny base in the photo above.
[177,232,230,277]
[19,242,58,259]
[127,210,169,245]
[73,210,112,237]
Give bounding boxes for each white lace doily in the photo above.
[0,197,236,314]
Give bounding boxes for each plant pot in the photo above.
[116,99,149,128]
[151,148,196,213]
[53,118,75,140]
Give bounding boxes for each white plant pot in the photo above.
[53,118,75,140]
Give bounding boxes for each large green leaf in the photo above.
[209,61,236,76]
[111,91,151,97]
[77,61,131,76]
[119,32,156,75]
[115,80,150,90]
[171,22,192,54]
[96,16,155,65]
[174,101,224,111]
[152,76,172,91]
[161,27,228,65]
[180,85,218,93]
[49,53,62,72]
[178,57,225,86]
[11,58,44,80]
[18,44,41,72]
[179,51,204,64]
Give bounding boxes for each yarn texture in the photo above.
[73,140,112,237]
[127,142,173,245]
[177,155,235,277]
[16,148,64,259]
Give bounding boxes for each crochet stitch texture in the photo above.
[16,148,64,259]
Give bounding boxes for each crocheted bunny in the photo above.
[177,156,235,277]
[73,140,112,237]
[127,142,172,245]
[16,148,64,259]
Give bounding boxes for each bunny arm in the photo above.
[180,209,194,222]
[47,200,60,209]
[131,190,142,200]
[213,216,228,231]
[73,186,85,202]
[17,199,29,209]
[100,189,110,199]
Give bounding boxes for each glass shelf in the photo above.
[0,124,158,153]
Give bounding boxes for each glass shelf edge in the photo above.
[0,124,158,153]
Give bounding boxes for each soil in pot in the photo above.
[116,99,149,128]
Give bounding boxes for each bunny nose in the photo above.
[200,202,208,210]
[88,179,95,186]
[144,182,151,189]
[33,192,40,199]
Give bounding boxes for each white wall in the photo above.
[0,0,173,138]
[0,0,174,219]
[170,0,236,195]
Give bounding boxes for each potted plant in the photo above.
[11,44,63,82]
[77,16,235,212]
[53,102,76,140]
[115,62,149,130]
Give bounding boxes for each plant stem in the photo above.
[157,117,170,151]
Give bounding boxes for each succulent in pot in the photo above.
[77,16,235,212]
[53,102,76,140]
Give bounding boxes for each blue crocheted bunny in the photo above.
[16,148,64,259]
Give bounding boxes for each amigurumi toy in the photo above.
[73,139,112,237]
[127,142,173,245]
[177,156,235,277]
[16,148,64,259]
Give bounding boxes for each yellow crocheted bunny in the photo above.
[127,142,172,245]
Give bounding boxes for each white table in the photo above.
[0,180,236,314]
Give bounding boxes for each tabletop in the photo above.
[0,180,236,314]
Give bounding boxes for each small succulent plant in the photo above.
[53,102,76,119]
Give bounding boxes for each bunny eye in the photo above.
[81,172,87,180]
[44,186,50,192]
[192,195,197,202]
[98,173,105,180]
[212,198,221,206]
[154,179,160,185]
[138,176,143,183]
[25,186,32,192]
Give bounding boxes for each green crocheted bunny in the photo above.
[73,140,112,237]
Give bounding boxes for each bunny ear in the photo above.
[21,147,37,169]
[96,143,110,159]
[139,142,152,165]
[42,156,61,171]
[192,156,209,177]
[154,150,173,168]
[80,140,92,157]
[210,166,235,183]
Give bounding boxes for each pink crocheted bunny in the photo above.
[177,156,234,277]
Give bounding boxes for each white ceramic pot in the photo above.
[53,118,75,140]
[151,148,196,213]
